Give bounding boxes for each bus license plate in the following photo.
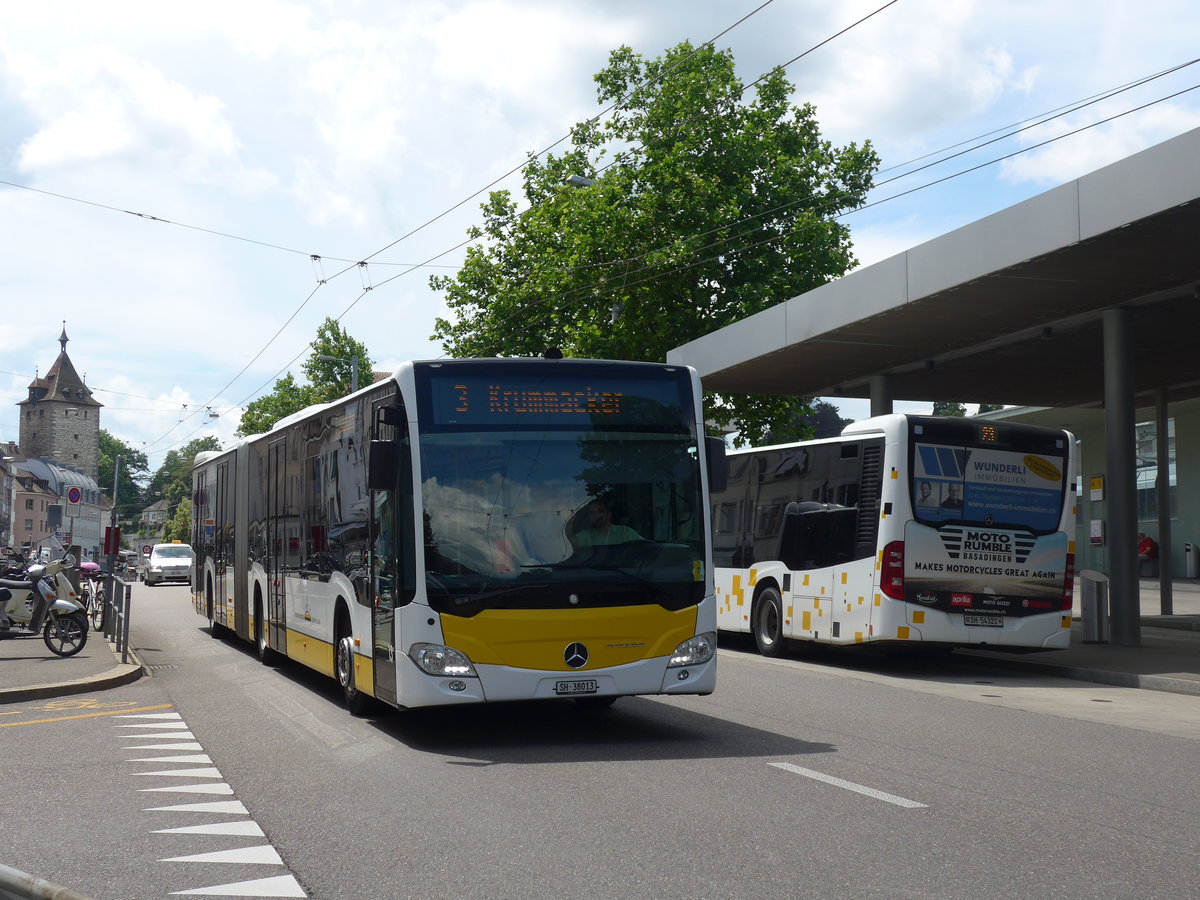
[963,614,1004,627]
[555,680,598,696]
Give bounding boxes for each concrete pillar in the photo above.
[870,375,893,418]
[1103,308,1140,646]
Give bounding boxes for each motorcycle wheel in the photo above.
[44,611,89,658]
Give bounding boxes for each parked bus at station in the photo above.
[192,357,722,713]
[712,414,1077,654]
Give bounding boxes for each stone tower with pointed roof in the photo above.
[17,325,103,481]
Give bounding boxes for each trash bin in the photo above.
[1186,542,1199,579]
[1078,570,1109,643]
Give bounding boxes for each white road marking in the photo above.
[140,782,235,795]
[154,821,265,837]
[161,845,283,865]
[170,874,306,897]
[124,712,307,898]
[145,800,249,815]
[769,762,928,808]
[116,713,184,720]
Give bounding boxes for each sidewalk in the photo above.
[0,627,143,703]
[1,582,1197,703]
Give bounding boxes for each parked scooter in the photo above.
[0,553,89,657]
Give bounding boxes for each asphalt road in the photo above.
[4,583,1198,900]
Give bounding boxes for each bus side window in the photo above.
[778,502,827,571]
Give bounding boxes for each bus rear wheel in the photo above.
[753,586,786,658]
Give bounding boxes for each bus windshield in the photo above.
[418,427,705,616]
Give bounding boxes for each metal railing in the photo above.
[101,574,133,663]
[0,862,95,900]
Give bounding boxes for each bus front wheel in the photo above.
[753,586,786,658]
[335,620,368,716]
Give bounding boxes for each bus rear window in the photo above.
[911,442,1067,533]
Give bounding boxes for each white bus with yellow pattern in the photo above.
[193,357,722,713]
[712,414,1077,655]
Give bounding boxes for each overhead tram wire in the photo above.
[588,0,903,182]
[875,56,1200,180]
[478,80,1200,336]
[127,2,787,458]
[123,74,1200,460]
[548,55,1200,287]
[338,0,782,273]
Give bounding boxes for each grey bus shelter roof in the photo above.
[667,126,1200,410]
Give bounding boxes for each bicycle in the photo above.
[79,564,106,632]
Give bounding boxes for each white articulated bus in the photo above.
[712,414,1078,655]
[192,357,723,713]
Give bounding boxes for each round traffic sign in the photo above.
[67,486,82,504]
[142,545,152,556]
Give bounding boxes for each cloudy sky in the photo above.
[3,0,1198,476]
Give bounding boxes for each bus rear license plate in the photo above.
[963,614,1004,627]
[555,680,598,695]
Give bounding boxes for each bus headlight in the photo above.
[408,643,478,678]
[668,632,715,667]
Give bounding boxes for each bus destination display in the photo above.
[424,371,689,428]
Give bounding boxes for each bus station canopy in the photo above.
[667,126,1200,411]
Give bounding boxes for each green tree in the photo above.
[237,318,372,436]
[162,498,191,543]
[975,403,1005,415]
[431,41,878,446]
[932,401,967,417]
[98,430,148,517]
[146,436,222,514]
[805,401,854,439]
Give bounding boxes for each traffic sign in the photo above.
[66,486,82,509]
[142,544,152,556]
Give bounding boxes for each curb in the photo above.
[952,651,1200,697]
[0,641,145,705]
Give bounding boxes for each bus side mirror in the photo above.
[368,441,398,491]
[705,436,728,493]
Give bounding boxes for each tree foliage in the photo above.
[237,318,372,437]
[975,403,1005,415]
[932,401,967,417]
[162,497,191,543]
[147,436,222,515]
[431,41,878,446]
[98,430,148,517]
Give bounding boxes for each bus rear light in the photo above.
[880,541,905,600]
[1061,551,1076,610]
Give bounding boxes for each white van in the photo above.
[144,542,195,586]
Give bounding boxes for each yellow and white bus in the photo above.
[712,414,1077,654]
[193,357,722,713]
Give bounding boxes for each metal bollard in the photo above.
[1079,569,1110,643]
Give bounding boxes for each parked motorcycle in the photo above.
[0,553,89,657]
